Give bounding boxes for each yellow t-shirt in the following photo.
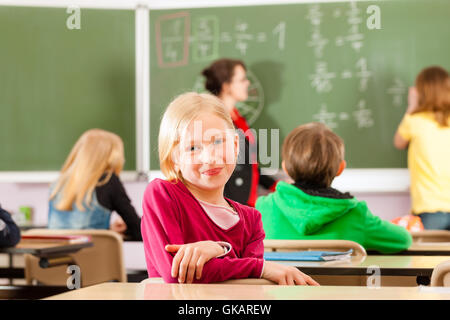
[398,112,450,214]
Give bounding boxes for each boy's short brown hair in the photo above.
[282,122,345,188]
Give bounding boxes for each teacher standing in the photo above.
[202,58,277,207]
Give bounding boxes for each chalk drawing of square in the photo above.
[155,12,190,68]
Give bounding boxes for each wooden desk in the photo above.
[368,243,450,256]
[0,285,69,299]
[44,282,450,300]
[0,240,93,282]
[272,255,450,286]
[277,255,449,276]
[0,240,93,258]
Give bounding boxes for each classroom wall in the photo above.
[0,180,412,226]
[0,181,147,226]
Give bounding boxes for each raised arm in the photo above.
[394,87,418,150]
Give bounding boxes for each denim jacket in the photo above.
[48,190,111,230]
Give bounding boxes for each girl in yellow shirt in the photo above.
[394,66,450,230]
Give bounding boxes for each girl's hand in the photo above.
[406,86,419,114]
[110,218,127,233]
[262,261,320,286]
[165,241,225,283]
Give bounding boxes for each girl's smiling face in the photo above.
[174,113,239,192]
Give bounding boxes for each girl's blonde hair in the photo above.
[159,92,234,182]
[50,129,125,211]
[414,66,450,127]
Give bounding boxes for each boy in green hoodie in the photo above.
[256,122,412,254]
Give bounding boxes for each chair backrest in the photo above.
[431,260,450,287]
[263,239,367,256]
[140,277,276,285]
[411,230,450,243]
[23,229,126,287]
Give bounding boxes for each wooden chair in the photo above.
[23,229,126,287]
[411,230,450,243]
[263,239,367,256]
[431,260,450,287]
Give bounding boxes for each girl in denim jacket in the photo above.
[48,129,141,240]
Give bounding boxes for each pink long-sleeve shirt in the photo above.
[141,178,265,283]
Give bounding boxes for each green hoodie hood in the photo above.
[256,181,360,237]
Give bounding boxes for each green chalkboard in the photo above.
[0,7,135,171]
[149,0,450,169]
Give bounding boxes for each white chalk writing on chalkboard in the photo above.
[306,5,323,26]
[387,78,407,107]
[339,112,350,121]
[193,16,219,62]
[256,32,267,43]
[235,20,253,55]
[333,8,342,19]
[306,5,325,59]
[346,2,364,52]
[306,2,377,130]
[308,29,329,58]
[310,62,336,93]
[353,100,374,128]
[313,104,338,129]
[220,32,232,43]
[156,12,286,66]
[341,70,353,79]
[356,57,372,92]
[272,22,286,50]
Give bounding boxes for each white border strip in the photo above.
[331,168,410,193]
[0,0,381,9]
[0,0,138,9]
[0,171,140,183]
[0,169,409,193]
[147,169,410,193]
[135,6,150,178]
[147,0,378,10]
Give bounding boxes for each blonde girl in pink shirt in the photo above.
[141,92,318,285]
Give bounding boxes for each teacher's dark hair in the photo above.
[202,58,246,96]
